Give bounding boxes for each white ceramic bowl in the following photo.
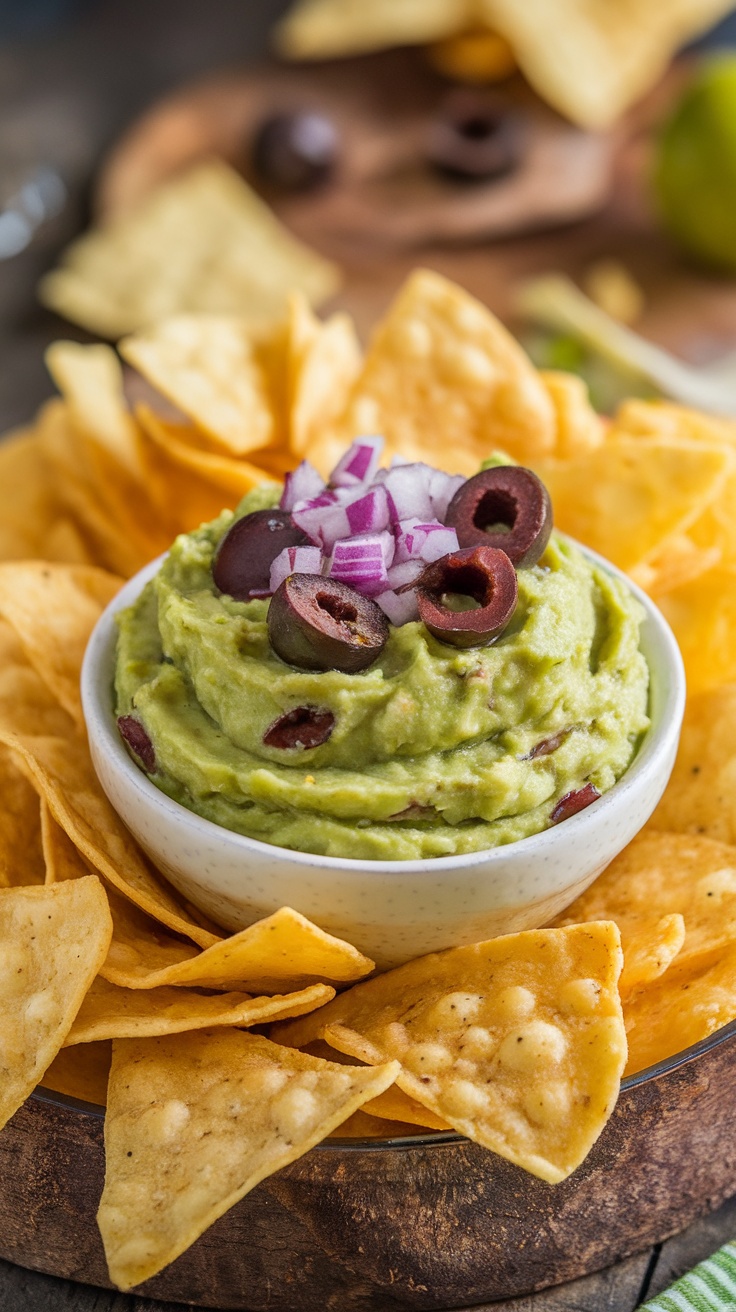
[81,548,685,969]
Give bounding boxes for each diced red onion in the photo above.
[269,545,323,594]
[280,461,325,512]
[345,484,390,537]
[292,494,350,549]
[394,519,459,564]
[330,435,384,488]
[328,534,391,595]
[386,559,425,591]
[383,464,435,524]
[375,588,420,625]
[429,470,465,522]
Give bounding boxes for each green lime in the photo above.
[655,55,736,274]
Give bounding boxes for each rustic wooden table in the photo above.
[1,1,735,1307]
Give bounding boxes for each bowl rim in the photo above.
[81,538,686,875]
[34,1016,736,1149]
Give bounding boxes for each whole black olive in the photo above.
[426,91,524,182]
[445,466,552,568]
[416,545,518,648]
[212,510,308,602]
[252,111,339,193]
[268,574,389,673]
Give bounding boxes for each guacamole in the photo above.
[114,487,649,860]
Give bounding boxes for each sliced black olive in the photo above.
[268,574,389,673]
[426,91,524,182]
[117,715,156,773]
[550,783,601,824]
[416,545,518,648]
[263,706,335,750]
[252,111,339,192]
[212,510,308,602]
[445,466,552,568]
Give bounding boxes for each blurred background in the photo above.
[5,0,736,433]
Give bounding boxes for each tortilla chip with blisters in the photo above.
[556,830,736,980]
[302,1038,451,1129]
[285,295,362,458]
[658,565,736,697]
[313,268,556,475]
[98,1029,400,1290]
[64,976,335,1046]
[38,159,340,340]
[0,877,112,1131]
[275,923,626,1184]
[652,685,736,845]
[624,942,736,1076]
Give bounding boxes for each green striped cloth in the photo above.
[641,1241,736,1310]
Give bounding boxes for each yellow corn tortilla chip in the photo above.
[624,943,736,1077]
[557,831,736,981]
[40,1040,111,1106]
[39,159,340,340]
[0,742,44,889]
[331,1109,422,1138]
[46,341,147,483]
[0,877,112,1131]
[652,684,736,844]
[98,1030,400,1290]
[0,562,121,725]
[302,1037,451,1129]
[121,316,282,457]
[534,434,733,578]
[276,0,469,57]
[101,902,374,993]
[0,428,71,565]
[275,923,626,1183]
[540,370,604,459]
[658,565,736,696]
[324,269,556,473]
[0,651,215,948]
[64,976,335,1046]
[285,294,362,458]
[136,404,272,516]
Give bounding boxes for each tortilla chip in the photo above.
[45,341,147,483]
[39,159,340,340]
[276,0,468,57]
[624,943,736,1076]
[0,744,44,889]
[0,659,216,948]
[0,877,112,1131]
[275,923,626,1183]
[285,295,362,458]
[136,405,270,520]
[652,684,736,844]
[121,316,283,457]
[540,370,604,458]
[658,565,736,696]
[98,1030,399,1289]
[101,904,374,993]
[331,1109,422,1138]
[325,269,556,473]
[477,0,733,128]
[534,434,733,578]
[557,831,736,982]
[301,1037,451,1129]
[0,562,121,725]
[64,976,335,1045]
[39,1040,111,1106]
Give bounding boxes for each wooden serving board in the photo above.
[1,1023,735,1310]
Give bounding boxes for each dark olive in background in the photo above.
[446,465,553,567]
[426,91,524,182]
[268,574,389,672]
[252,110,339,192]
[212,509,308,602]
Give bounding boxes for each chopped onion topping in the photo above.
[269,545,323,594]
[375,588,420,625]
[394,518,459,564]
[330,435,384,487]
[280,460,325,512]
[328,533,392,595]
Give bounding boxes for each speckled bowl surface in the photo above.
[81,546,685,969]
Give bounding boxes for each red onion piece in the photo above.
[383,463,435,524]
[345,484,390,536]
[429,470,465,522]
[386,558,425,591]
[375,588,420,625]
[328,533,392,595]
[269,544,323,594]
[330,435,383,487]
[394,518,459,564]
[280,461,325,511]
[292,493,350,549]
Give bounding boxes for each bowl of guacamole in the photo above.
[82,457,684,967]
